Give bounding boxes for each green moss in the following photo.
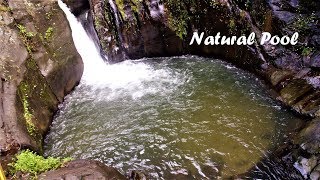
[0,5,11,12]
[16,24,36,54]
[19,82,36,137]
[45,27,54,41]
[228,19,236,33]
[17,24,35,38]
[166,0,190,39]
[130,0,140,13]
[114,0,140,20]
[94,19,102,29]
[45,12,53,20]
[9,150,72,178]
[17,59,41,138]
[291,14,315,34]
[115,0,126,18]
[301,47,314,56]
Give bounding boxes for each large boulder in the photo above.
[38,160,126,180]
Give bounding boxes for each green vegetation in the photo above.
[16,58,58,150]
[45,12,53,20]
[301,47,314,56]
[228,19,236,33]
[130,0,140,13]
[291,14,315,34]
[9,150,72,178]
[16,24,36,53]
[0,5,11,12]
[39,27,54,44]
[17,24,35,39]
[115,0,125,18]
[45,27,54,41]
[19,82,36,137]
[17,59,38,138]
[0,163,5,180]
[165,0,190,39]
[114,0,140,18]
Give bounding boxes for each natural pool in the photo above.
[44,56,302,179]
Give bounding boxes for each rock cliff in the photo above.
[0,0,83,157]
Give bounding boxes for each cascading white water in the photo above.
[58,0,108,85]
[58,0,185,99]
[109,0,120,27]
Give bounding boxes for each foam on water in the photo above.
[58,0,185,99]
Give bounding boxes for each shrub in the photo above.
[9,150,72,178]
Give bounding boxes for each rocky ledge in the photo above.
[38,160,126,180]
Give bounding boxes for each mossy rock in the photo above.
[16,58,59,152]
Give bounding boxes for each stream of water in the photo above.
[46,1,303,179]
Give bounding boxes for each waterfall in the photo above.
[58,0,184,98]
[58,0,109,85]
[109,0,120,27]
[108,0,124,51]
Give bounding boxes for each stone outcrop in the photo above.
[292,119,320,179]
[38,160,126,180]
[0,0,83,158]
[249,0,320,118]
[90,0,266,68]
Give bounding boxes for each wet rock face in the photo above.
[0,0,83,156]
[90,0,265,70]
[38,160,126,180]
[291,119,320,179]
[299,0,320,12]
[295,119,320,154]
